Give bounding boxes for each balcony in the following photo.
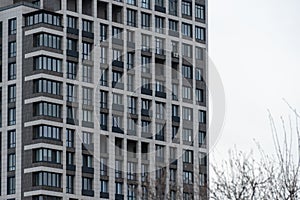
[66,164,76,171]
[172,116,180,122]
[112,60,124,68]
[112,126,124,134]
[115,194,124,200]
[100,192,109,199]
[67,27,79,35]
[155,91,166,98]
[82,189,94,197]
[82,31,94,39]
[141,88,152,95]
[141,109,151,117]
[82,166,94,174]
[155,5,166,13]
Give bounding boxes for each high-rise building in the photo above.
[0,0,208,199]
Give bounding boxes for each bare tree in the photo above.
[211,105,300,199]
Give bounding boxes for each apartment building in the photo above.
[0,0,208,199]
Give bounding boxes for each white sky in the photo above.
[209,0,300,159]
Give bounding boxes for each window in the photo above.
[127,162,136,180]
[34,79,61,95]
[156,102,165,119]
[100,180,108,193]
[8,63,16,80]
[155,80,165,92]
[34,125,61,140]
[66,175,74,194]
[67,15,77,29]
[66,129,74,147]
[183,171,193,184]
[183,150,193,163]
[82,87,93,105]
[155,16,164,33]
[127,74,134,91]
[9,41,16,57]
[115,160,123,178]
[172,126,178,139]
[100,69,108,86]
[127,184,136,200]
[156,123,165,140]
[155,145,165,161]
[155,0,164,7]
[127,9,137,27]
[199,153,207,166]
[170,190,176,200]
[169,19,178,32]
[199,173,206,186]
[116,182,123,195]
[67,106,77,120]
[127,52,134,69]
[8,18,17,35]
[34,102,61,118]
[112,71,122,85]
[67,38,77,51]
[112,115,123,128]
[141,0,150,9]
[182,1,191,16]
[141,164,148,182]
[26,12,61,26]
[172,105,179,117]
[141,13,151,30]
[8,153,16,171]
[182,65,192,79]
[67,84,77,102]
[82,177,93,191]
[100,90,108,108]
[113,93,123,105]
[196,89,204,102]
[141,78,151,92]
[34,172,62,188]
[127,0,136,5]
[199,131,206,146]
[82,154,93,168]
[127,30,135,43]
[112,49,122,61]
[112,27,123,39]
[198,110,206,123]
[141,121,150,133]
[183,107,192,120]
[36,33,61,49]
[195,68,203,80]
[172,84,178,100]
[100,23,108,41]
[100,113,108,130]
[100,47,107,64]
[170,147,177,160]
[82,65,92,83]
[8,130,16,148]
[100,158,108,176]
[82,132,93,145]
[83,110,93,123]
[82,42,92,60]
[127,118,136,132]
[196,26,206,41]
[82,20,93,32]
[141,56,151,73]
[142,99,151,110]
[182,86,192,100]
[182,23,192,37]
[170,169,176,183]
[128,96,137,114]
[66,152,74,165]
[195,5,205,20]
[8,85,16,103]
[7,176,15,194]
[183,192,193,200]
[183,128,193,143]
[34,148,61,164]
[182,43,192,57]
[141,34,151,51]
[155,37,164,55]
[8,108,16,126]
[35,56,62,73]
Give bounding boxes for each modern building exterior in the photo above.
[0,0,208,199]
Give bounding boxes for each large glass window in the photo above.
[8,85,16,103]
[141,0,150,9]
[34,172,62,188]
[8,153,16,171]
[26,12,61,26]
[141,13,151,30]
[8,108,16,126]
[34,56,62,72]
[182,1,191,16]
[34,79,61,95]
[127,9,137,27]
[34,148,61,164]
[196,26,206,41]
[36,33,61,49]
[182,23,192,37]
[195,5,205,20]
[34,102,61,118]
[8,130,16,148]
[34,125,61,140]
[8,63,16,80]
[66,175,74,194]
[8,18,17,35]
[9,41,16,58]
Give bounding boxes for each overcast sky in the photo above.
[209,0,300,159]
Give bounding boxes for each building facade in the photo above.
[0,0,208,199]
